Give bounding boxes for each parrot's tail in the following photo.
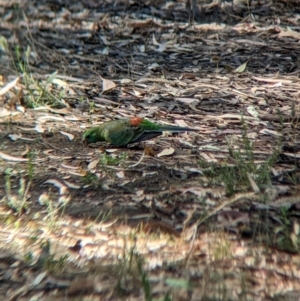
[159,126,197,132]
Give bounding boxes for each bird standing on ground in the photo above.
[83,117,197,147]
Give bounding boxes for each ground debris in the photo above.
[1,0,300,300]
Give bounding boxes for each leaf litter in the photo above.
[1,0,300,300]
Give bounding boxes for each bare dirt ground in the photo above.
[1,0,300,300]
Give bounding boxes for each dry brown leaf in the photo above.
[120,78,132,84]
[116,171,124,178]
[50,108,71,115]
[0,76,20,96]
[16,105,25,113]
[246,106,259,119]
[33,271,48,286]
[0,108,21,119]
[35,124,45,133]
[99,35,110,45]
[60,131,74,141]
[44,179,68,194]
[252,76,292,84]
[130,19,155,30]
[157,147,175,157]
[62,180,81,189]
[8,133,22,141]
[247,172,260,193]
[52,78,68,87]
[234,60,248,73]
[181,187,207,197]
[176,98,198,104]
[88,159,99,170]
[259,129,281,137]
[200,152,218,162]
[175,119,189,127]
[38,193,50,205]
[148,62,160,70]
[277,26,300,40]
[179,73,197,80]
[102,77,116,92]
[144,146,156,156]
[37,115,65,122]
[0,151,28,162]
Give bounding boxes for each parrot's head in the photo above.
[83,128,99,144]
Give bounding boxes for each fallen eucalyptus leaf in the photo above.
[157,147,175,157]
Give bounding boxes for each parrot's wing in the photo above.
[130,131,162,143]
[104,127,144,147]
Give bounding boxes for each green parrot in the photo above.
[83,117,197,147]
